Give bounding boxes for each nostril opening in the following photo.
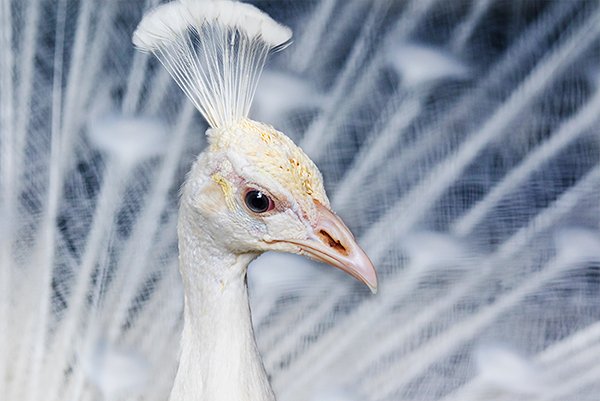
[318,230,348,255]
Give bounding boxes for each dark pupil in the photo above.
[245,190,270,213]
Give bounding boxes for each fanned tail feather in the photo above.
[1,1,599,401]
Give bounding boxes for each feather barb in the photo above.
[132,0,292,129]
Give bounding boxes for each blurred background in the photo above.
[1,0,599,400]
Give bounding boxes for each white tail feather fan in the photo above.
[132,0,292,129]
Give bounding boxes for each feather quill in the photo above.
[133,0,292,128]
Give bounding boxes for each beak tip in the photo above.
[357,259,378,295]
[365,275,378,294]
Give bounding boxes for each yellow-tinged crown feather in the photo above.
[208,119,329,211]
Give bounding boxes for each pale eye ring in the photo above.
[244,190,274,213]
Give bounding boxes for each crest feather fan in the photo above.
[133,0,292,128]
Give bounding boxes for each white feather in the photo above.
[474,343,545,395]
[132,0,292,128]
[2,1,600,401]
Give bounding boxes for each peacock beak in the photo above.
[279,201,378,293]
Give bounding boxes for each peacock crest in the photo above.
[134,0,328,215]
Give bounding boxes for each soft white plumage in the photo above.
[134,2,376,400]
[1,1,599,401]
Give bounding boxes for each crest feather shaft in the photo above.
[133,0,292,128]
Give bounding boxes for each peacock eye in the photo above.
[244,190,274,213]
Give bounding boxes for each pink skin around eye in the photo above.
[263,192,275,212]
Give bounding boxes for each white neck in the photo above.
[170,190,274,401]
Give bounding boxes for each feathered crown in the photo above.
[133,0,292,129]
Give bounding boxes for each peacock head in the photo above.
[134,0,377,292]
[183,118,377,293]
